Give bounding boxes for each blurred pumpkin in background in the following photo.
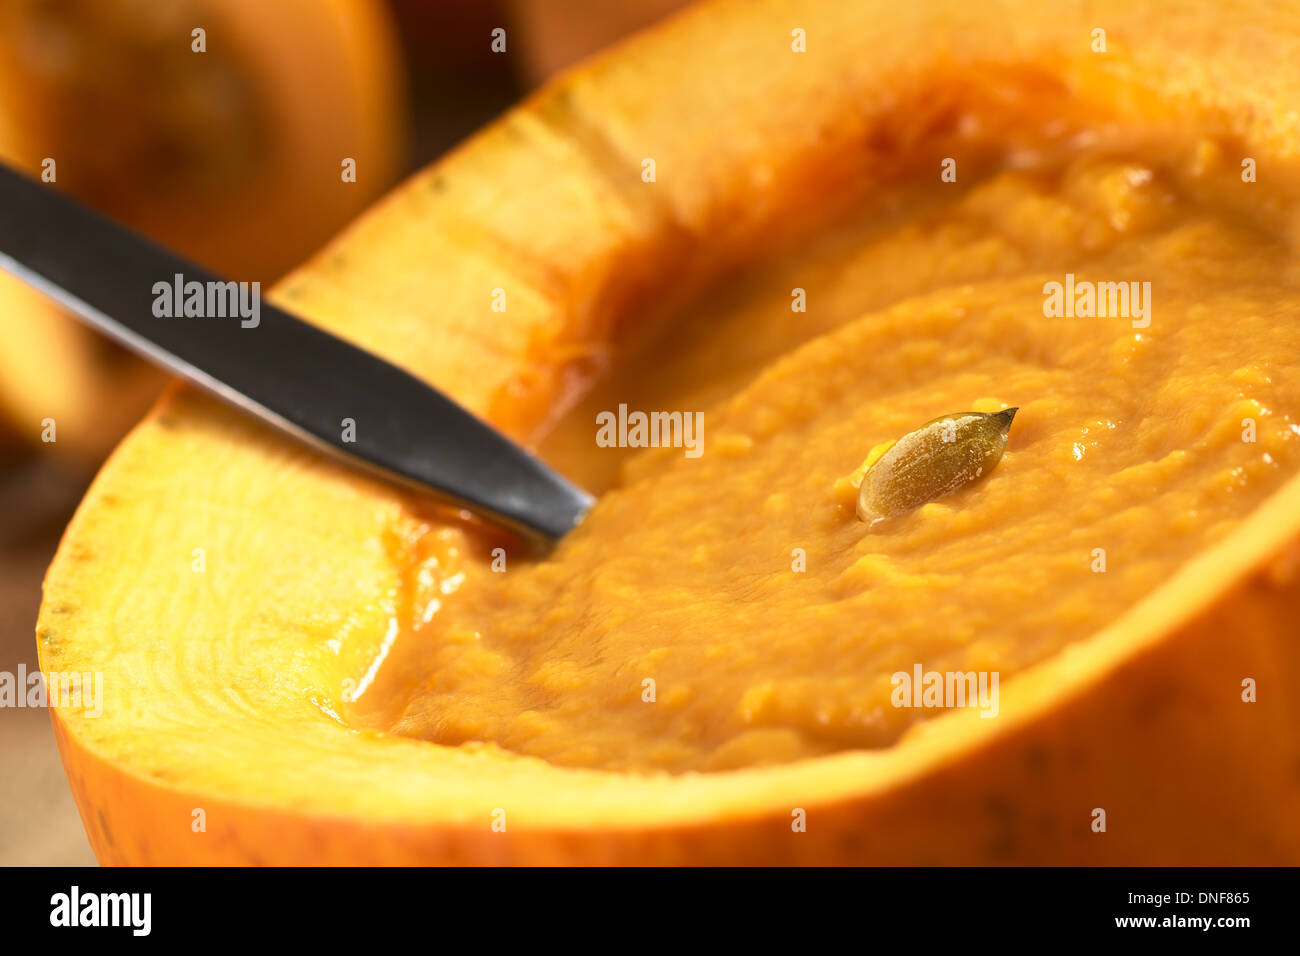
[0,0,407,460]
[504,0,690,84]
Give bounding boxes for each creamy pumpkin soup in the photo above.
[369,147,1300,774]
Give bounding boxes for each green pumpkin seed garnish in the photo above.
[856,408,1018,525]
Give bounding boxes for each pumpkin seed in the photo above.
[856,408,1018,525]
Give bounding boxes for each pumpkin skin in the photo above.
[0,0,405,457]
[39,0,1300,864]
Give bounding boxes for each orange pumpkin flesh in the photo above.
[39,0,1300,863]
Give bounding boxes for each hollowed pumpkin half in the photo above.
[40,0,1300,864]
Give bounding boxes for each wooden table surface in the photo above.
[0,456,97,865]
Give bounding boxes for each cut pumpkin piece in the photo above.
[0,0,406,281]
[0,0,406,457]
[41,0,1300,864]
[0,272,169,460]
